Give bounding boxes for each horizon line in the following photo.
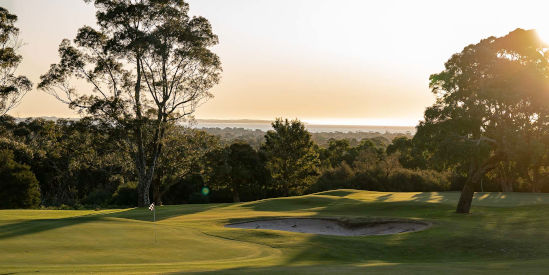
[10,116,419,128]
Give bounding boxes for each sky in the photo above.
[4,0,549,126]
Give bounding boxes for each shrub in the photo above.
[188,191,210,204]
[0,149,41,209]
[386,168,450,191]
[111,181,138,207]
[309,162,355,193]
[310,164,450,193]
[83,189,112,207]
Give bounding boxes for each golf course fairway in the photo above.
[2,189,549,274]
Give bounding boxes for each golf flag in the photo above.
[149,202,155,211]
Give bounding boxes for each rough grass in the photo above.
[2,190,549,274]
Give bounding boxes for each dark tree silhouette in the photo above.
[38,0,222,206]
[417,29,549,213]
[0,149,41,209]
[261,118,320,196]
[0,7,31,115]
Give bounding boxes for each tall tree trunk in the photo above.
[531,167,541,193]
[153,179,161,206]
[500,178,513,192]
[134,55,149,207]
[138,176,151,207]
[456,154,502,213]
[232,190,240,203]
[499,162,513,192]
[456,178,475,213]
[456,164,479,214]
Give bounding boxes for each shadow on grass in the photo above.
[208,204,549,275]
[240,196,362,212]
[105,203,228,222]
[180,259,549,275]
[408,191,549,207]
[0,215,104,241]
[239,192,454,218]
[0,204,227,241]
[472,192,549,207]
[375,194,393,202]
[314,190,356,197]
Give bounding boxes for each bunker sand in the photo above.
[226,218,431,236]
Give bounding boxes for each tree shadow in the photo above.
[0,215,103,241]
[240,196,346,212]
[472,192,549,207]
[0,204,228,241]
[410,192,459,205]
[104,203,228,222]
[375,194,392,202]
[314,190,357,197]
[199,203,549,275]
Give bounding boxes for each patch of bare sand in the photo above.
[226,218,430,236]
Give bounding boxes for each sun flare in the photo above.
[535,28,549,44]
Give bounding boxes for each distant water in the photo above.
[192,122,415,134]
[14,117,415,134]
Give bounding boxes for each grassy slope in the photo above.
[2,190,549,274]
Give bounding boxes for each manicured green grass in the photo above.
[2,190,549,274]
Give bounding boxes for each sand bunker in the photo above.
[226,218,430,236]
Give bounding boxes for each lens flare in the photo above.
[201,187,210,196]
[535,29,549,44]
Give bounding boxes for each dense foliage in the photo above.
[416,28,549,212]
[261,119,321,196]
[38,0,222,206]
[0,149,40,209]
[0,7,31,115]
[0,116,452,209]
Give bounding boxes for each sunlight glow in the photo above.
[8,0,549,126]
[535,28,549,45]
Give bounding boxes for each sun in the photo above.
[535,28,549,44]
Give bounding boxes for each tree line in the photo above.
[0,116,449,209]
[201,126,411,149]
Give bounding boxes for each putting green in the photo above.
[2,190,549,274]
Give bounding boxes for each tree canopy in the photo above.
[261,118,320,196]
[38,0,222,206]
[416,28,549,213]
[0,7,31,115]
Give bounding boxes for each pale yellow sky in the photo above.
[5,0,549,126]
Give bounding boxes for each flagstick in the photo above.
[154,206,156,243]
[150,202,157,244]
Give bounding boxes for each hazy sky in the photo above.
[5,0,549,126]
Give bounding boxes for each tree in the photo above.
[320,138,352,168]
[206,142,268,202]
[387,136,427,169]
[0,7,31,115]
[9,118,133,206]
[261,118,320,196]
[418,29,549,213]
[38,0,222,206]
[0,149,41,209]
[349,139,384,168]
[153,127,219,205]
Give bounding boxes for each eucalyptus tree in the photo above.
[417,29,549,213]
[153,127,220,205]
[0,7,31,115]
[261,119,320,196]
[205,141,268,203]
[39,0,222,206]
